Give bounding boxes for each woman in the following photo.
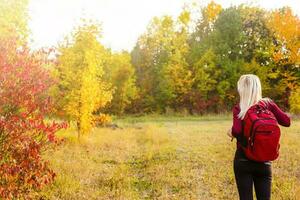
[227,74,291,200]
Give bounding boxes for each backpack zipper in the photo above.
[249,118,277,148]
[252,122,274,146]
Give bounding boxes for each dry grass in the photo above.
[40,117,300,200]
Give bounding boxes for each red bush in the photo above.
[0,41,66,199]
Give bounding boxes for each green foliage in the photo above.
[239,6,273,63]
[104,52,138,115]
[193,49,219,94]
[131,11,194,112]
[158,10,193,110]
[212,7,245,61]
[289,87,300,114]
[131,16,175,112]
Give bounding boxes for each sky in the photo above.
[28,0,300,52]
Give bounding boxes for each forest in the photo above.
[49,1,300,136]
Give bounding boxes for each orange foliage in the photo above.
[205,1,222,22]
[268,7,300,65]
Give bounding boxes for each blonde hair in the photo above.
[237,74,268,119]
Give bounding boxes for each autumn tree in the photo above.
[268,7,300,65]
[189,49,221,113]
[190,1,222,43]
[0,1,65,198]
[266,7,300,108]
[56,21,112,137]
[289,88,300,114]
[103,52,138,115]
[158,10,193,111]
[0,0,28,43]
[188,2,223,112]
[131,10,195,113]
[194,6,246,110]
[131,16,175,112]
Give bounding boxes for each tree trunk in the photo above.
[77,120,81,141]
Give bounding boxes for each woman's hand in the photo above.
[227,128,234,139]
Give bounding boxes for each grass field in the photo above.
[40,116,300,200]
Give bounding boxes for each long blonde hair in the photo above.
[237,74,268,119]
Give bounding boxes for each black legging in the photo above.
[233,149,272,200]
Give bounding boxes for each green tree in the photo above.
[104,52,138,115]
[131,12,194,112]
[239,6,273,63]
[158,10,193,111]
[209,7,245,109]
[131,16,175,112]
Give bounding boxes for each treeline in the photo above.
[129,2,300,114]
[49,2,300,135]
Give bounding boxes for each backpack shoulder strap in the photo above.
[236,118,248,148]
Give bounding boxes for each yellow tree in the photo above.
[267,7,300,109]
[57,22,112,137]
[268,7,300,65]
[289,88,300,114]
[160,10,193,109]
[0,0,28,41]
[0,0,29,60]
[204,1,222,22]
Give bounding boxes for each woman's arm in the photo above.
[268,101,291,127]
[231,105,243,137]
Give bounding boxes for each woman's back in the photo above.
[230,74,291,200]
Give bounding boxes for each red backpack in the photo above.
[239,102,281,162]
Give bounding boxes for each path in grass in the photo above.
[40,118,300,200]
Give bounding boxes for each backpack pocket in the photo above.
[250,131,280,161]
